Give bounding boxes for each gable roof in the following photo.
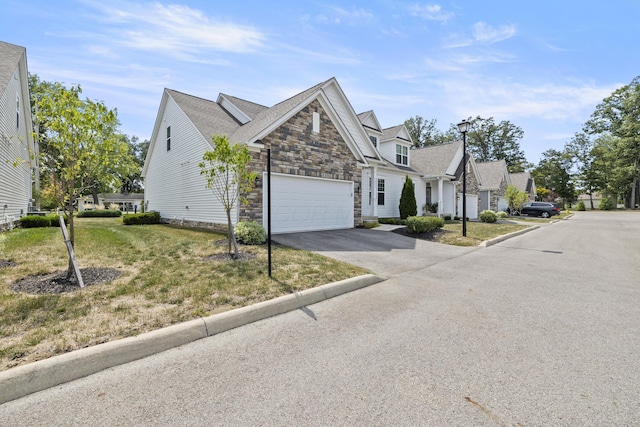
[477,160,510,190]
[167,89,241,140]
[410,141,463,177]
[381,124,412,144]
[0,41,25,95]
[510,172,535,194]
[218,93,268,120]
[357,110,383,133]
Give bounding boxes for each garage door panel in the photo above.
[265,174,354,233]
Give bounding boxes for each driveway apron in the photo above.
[273,228,475,278]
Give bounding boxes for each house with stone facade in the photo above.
[357,111,424,219]
[0,41,36,228]
[477,160,511,212]
[410,141,482,219]
[142,77,390,233]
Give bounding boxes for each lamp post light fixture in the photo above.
[457,119,472,237]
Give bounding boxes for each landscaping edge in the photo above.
[0,273,384,405]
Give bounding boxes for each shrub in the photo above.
[599,197,614,210]
[405,216,444,234]
[379,218,406,225]
[108,203,120,210]
[496,211,508,219]
[123,211,160,225]
[19,215,51,228]
[46,213,69,227]
[399,176,417,220]
[363,221,380,229]
[234,221,266,245]
[443,214,452,221]
[576,200,586,211]
[480,210,498,223]
[77,209,122,218]
[453,216,460,221]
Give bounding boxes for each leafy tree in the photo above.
[120,135,149,194]
[399,175,417,219]
[404,115,456,148]
[584,75,640,208]
[33,82,130,279]
[565,132,597,208]
[532,149,576,206]
[465,116,528,172]
[199,135,258,257]
[505,184,528,216]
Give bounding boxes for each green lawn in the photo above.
[0,218,368,371]
[437,221,530,246]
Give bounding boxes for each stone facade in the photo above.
[454,157,481,214]
[240,99,362,226]
[488,177,509,211]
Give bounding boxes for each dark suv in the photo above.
[521,202,560,218]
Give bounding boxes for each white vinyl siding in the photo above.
[376,172,405,218]
[323,85,378,159]
[0,66,32,224]
[144,95,235,225]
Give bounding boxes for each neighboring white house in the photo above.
[410,141,482,219]
[142,77,385,233]
[477,160,511,212]
[0,41,36,228]
[78,193,144,212]
[357,111,424,219]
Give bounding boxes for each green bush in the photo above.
[399,176,417,220]
[46,213,69,227]
[19,215,51,228]
[480,210,498,223]
[453,215,460,221]
[123,211,160,225]
[443,214,452,221]
[496,211,508,219]
[599,197,614,210]
[77,209,122,218]
[234,221,266,245]
[576,200,586,211]
[405,216,444,234]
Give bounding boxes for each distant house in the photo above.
[411,141,482,219]
[357,110,424,219]
[510,172,536,201]
[78,193,144,212]
[142,77,385,233]
[0,41,36,228]
[477,160,511,212]
[577,193,602,209]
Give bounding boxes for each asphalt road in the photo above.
[1,211,639,426]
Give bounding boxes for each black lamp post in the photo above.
[457,119,471,237]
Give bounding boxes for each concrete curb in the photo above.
[0,273,384,405]
[479,225,540,247]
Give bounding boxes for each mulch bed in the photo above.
[10,268,121,295]
[391,226,453,242]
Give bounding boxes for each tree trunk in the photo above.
[589,192,594,210]
[225,209,239,258]
[631,160,638,210]
[65,199,75,280]
[92,185,99,206]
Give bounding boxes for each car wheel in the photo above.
[541,212,550,218]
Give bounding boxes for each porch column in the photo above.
[438,178,444,216]
[372,167,378,217]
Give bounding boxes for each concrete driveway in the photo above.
[273,227,475,278]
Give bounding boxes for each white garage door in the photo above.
[457,194,479,219]
[264,174,354,233]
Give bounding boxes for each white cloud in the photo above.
[472,22,516,44]
[80,1,265,56]
[408,4,453,22]
[325,6,374,26]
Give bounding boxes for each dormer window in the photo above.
[369,135,378,147]
[396,144,408,165]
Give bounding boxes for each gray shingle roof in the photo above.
[477,160,508,189]
[219,93,268,120]
[166,89,241,143]
[381,124,406,141]
[510,172,534,193]
[228,79,328,144]
[0,41,25,96]
[410,141,462,176]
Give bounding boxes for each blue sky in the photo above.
[2,0,639,164]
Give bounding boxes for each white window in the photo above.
[396,144,408,165]
[369,135,377,147]
[377,179,385,205]
[312,112,320,133]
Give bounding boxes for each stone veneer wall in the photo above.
[455,157,481,215]
[489,177,509,211]
[240,99,362,226]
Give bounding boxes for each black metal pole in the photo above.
[462,131,467,237]
[267,148,272,277]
